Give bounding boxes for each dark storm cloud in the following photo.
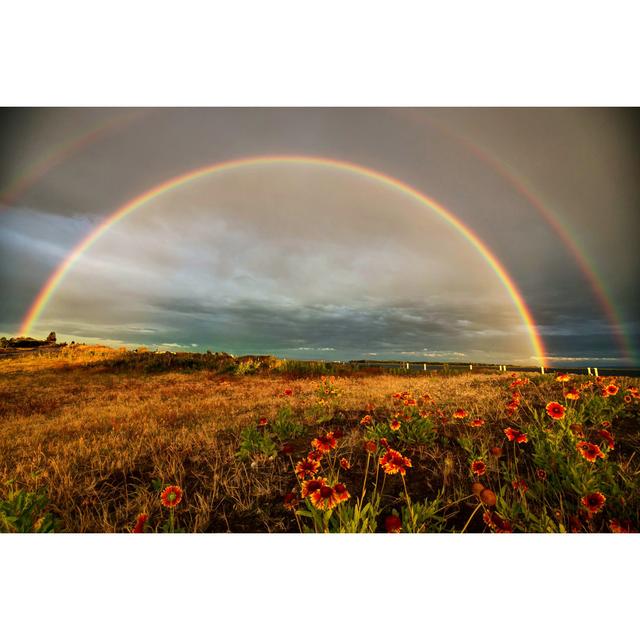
[1,108,639,364]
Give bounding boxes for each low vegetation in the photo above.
[1,346,638,532]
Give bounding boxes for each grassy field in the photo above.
[1,345,638,533]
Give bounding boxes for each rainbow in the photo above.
[19,155,548,365]
[0,110,144,212]
[399,110,635,363]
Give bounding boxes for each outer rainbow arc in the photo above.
[0,110,145,212]
[19,154,548,367]
[402,110,634,363]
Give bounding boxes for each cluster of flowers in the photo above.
[287,430,351,511]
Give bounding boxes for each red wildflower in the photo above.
[295,457,320,479]
[283,388,293,396]
[283,492,299,511]
[512,479,528,493]
[471,418,485,427]
[581,492,606,514]
[600,420,611,428]
[364,440,377,454]
[311,432,337,453]
[564,388,580,401]
[360,415,372,426]
[609,519,638,533]
[623,395,632,403]
[390,419,401,431]
[506,400,520,411]
[131,513,148,533]
[536,469,547,481]
[605,384,619,396]
[333,483,350,504]
[379,448,412,475]
[258,417,268,427]
[490,446,503,457]
[471,460,487,476]
[576,441,605,463]
[504,427,527,444]
[339,457,351,470]
[379,438,390,450]
[546,401,566,420]
[403,398,417,406]
[301,478,326,498]
[385,514,402,533]
[556,373,571,382]
[453,409,468,420]
[310,484,338,510]
[160,485,183,508]
[308,449,323,462]
[597,429,615,450]
[483,511,513,533]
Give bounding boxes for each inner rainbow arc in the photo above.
[18,154,547,366]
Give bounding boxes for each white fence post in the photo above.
[469,364,473,370]
[594,367,599,377]
[540,366,545,374]
[423,363,427,371]
[587,367,592,375]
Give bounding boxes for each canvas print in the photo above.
[1,107,638,533]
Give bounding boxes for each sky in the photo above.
[1,108,638,366]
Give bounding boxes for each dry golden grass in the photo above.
[1,347,638,532]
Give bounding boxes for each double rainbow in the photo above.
[17,154,548,365]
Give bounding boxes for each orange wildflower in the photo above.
[471,418,485,427]
[364,440,377,454]
[609,519,638,533]
[258,417,268,427]
[301,478,326,498]
[576,441,605,463]
[333,483,350,504]
[385,514,402,533]
[339,457,351,470]
[623,395,632,403]
[160,485,183,508]
[311,432,337,453]
[605,384,619,396]
[308,449,323,462]
[453,409,468,420]
[283,388,293,396]
[512,479,528,493]
[597,429,615,450]
[556,373,571,382]
[283,492,299,511]
[295,457,320,479]
[564,388,580,401]
[504,427,527,444]
[546,401,566,420]
[310,484,339,510]
[379,448,412,475]
[581,492,606,514]
[536,469,547,481]
[131,513,148,533]
[360,415,373,426]
[390,419,401,431]
[471,460,486,476]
